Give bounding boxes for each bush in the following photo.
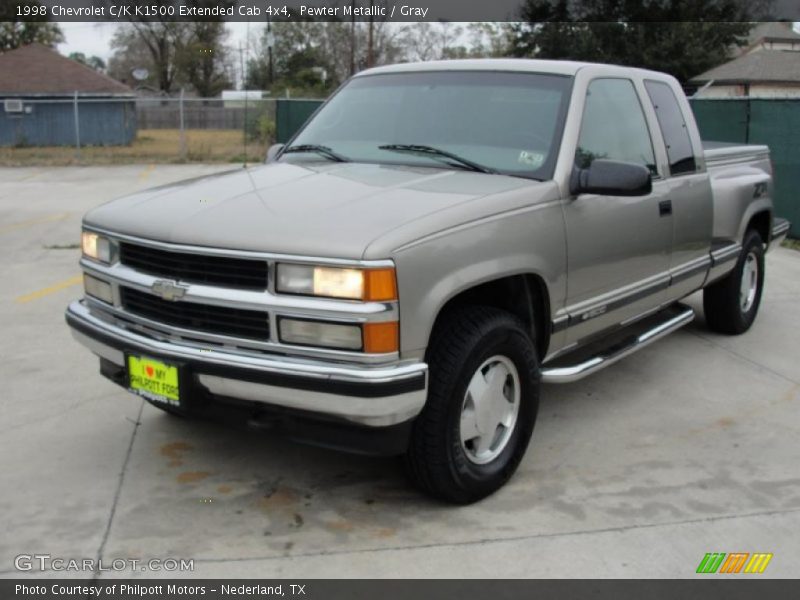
[254,114,275,144]
[244,106,275,144]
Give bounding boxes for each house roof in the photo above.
[0,44,133,96]
[746,21,800,46]
[690,49,800,85]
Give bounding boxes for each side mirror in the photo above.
[266,143,285,163]
[570,159,652,197]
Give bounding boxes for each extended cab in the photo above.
[66,60,790,503]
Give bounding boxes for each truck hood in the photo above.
[85,162,543,259]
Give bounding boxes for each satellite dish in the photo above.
[131,68,150,81]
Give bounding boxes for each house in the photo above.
[0,44,137,147]
[739,21,800,54]
[690,22,800,98]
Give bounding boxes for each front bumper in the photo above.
[65,300,427,429]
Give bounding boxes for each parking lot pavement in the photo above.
[1,166,798,579]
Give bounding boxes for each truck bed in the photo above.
[701,140,773,268]
[703,140,770,168]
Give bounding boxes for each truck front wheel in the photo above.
[703,229,765,335]
[405,306,539,504]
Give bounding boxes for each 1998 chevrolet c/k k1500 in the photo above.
[66,59,790,503]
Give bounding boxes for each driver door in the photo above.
[561,78,673,344]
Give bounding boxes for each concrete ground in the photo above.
[1,165,798,579]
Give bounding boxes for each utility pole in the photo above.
[238,41,245,90]
[179,87,186,160]
[367,1,374,68]
[267,17,274,85]
[350,0,356,76]
[238,40,248,166]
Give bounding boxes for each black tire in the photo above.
[703,229,765,335]
[404,305,540,504]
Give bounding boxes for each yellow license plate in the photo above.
[127,355,180,405]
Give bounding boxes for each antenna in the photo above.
[691,79,716,99]
[242,20,251,168]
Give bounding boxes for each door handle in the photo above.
[659,199,672,217]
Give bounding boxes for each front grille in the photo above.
[121,287,269,340]
[119,242,268,290]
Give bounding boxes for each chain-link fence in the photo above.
[6,95,794,237]
[0,95,325,166]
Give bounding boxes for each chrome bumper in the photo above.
[65,300,427,427]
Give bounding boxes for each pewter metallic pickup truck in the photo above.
[66,59,791,503]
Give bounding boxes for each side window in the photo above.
[576,78,656,174]
[644,80,697,175]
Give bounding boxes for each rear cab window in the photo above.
[644,80,697,176]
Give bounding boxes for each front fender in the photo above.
[392,201,567,358]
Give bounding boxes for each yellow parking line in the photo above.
[16,275,82,304]
[0,212,70,234]
[16,171,44,181]
[139,164,156,181]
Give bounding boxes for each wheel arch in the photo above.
[427,273,551,361]
[746,210,772,245]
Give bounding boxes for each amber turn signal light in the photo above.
[364,268,397,302]
[363,321,399,353]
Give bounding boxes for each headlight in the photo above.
[81,231,111,264]
[276,264,397,301]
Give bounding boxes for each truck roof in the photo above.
[356,58,672,81]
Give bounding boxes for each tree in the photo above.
[69,52,106,72]
[399,23,464,62]
[400,22,511,61]
[509,0,773,82]
[178,21,233,97]
[107,25,161,89]
[245,15,404,94]
[0,1,63,52]
[461,23,512,58]
[245,21,324,91]
[109,23,233,95]
[127,21,191,94]
[100,0,189,93]
[104,0,234,94]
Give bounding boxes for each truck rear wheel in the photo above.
[703,229,765,335]
[405,306,539,504]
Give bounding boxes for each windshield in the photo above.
[286,71,573,180]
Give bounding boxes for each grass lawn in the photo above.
[0,129,268,166]
[782,238,800,251]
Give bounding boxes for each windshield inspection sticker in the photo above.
[518,150,545,168]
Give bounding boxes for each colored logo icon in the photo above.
[696,552,773,574]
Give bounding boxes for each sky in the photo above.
[57,20,800,69]
[57,21,259,88]
[56,21,257,62]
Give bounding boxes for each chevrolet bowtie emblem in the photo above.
[151,280,188,301]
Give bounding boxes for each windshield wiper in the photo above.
[282,144,350,163]
[378,144,496,174]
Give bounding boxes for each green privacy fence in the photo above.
[690,98,799,237]
[275,99,324,144]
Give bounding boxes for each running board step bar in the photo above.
[541,304,695,384]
